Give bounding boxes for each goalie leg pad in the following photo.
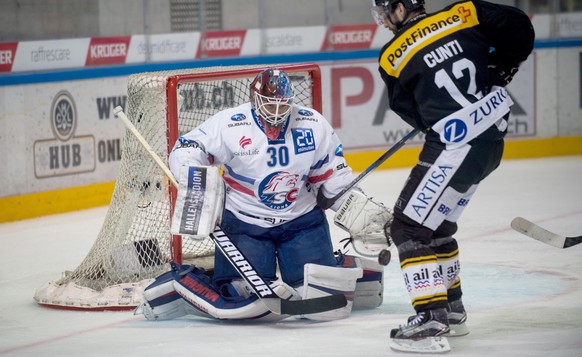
[171,165,225,239]
[139,270,189,321]
[346,255,385,309]
[172,264,295,321]
[299,261,363,321]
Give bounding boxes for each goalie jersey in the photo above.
[169,103,353,228]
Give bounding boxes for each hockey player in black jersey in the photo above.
[371,0,534,353]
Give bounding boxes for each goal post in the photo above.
[33,63,323,311]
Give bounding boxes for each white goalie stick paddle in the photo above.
[511,217,582,249]
[114,106,347,315]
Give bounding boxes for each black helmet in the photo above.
[371,0,425,25]
[374,0,425,11]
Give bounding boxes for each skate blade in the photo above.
[389,336,451,354]
[447,323,469,337]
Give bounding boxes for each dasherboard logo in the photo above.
[51,91,77,141]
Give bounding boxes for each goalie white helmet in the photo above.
[250,68,295,140]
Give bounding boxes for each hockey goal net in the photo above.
[33,63,322,310]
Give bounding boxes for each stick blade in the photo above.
[510,217,567,248]
[266,294,347,316]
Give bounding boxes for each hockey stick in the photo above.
[114,106,347,315]
[322,129,419,266]
[210,228,346,314]
[510,217,582,249]
[319,128,420,210]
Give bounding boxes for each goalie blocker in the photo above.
[171,165,224,239]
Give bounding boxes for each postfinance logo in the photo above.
[380,1,479,78]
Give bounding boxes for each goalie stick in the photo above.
[210,228,347,315]
[511,217,582,249]
[114,106,347,315]
[319,128,420,210]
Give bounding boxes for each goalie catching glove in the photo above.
[333,189,394,257]
[171,165,225,239]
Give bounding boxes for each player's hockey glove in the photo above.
[487,52,519,90]
[488,63,518,88]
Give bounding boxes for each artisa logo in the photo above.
[51,91,77,141]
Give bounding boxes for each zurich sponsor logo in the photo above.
[231,113,246,121]
[443,119,467,143]
[298,109,313,116]
[335,144,344,157]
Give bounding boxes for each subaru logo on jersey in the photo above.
[298,109,313,116]
[230,113,246,121]
[443,119,467,143]
[335,144,344,157]
[292,128,315,154]
[258,171,299,209]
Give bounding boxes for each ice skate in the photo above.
[389,308,451,353]
[404,299,469,337]
[447,299,469,337]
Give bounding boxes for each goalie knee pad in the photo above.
[139,269,190,321]
[172,264,296,321]
[299,260,363,321]
[140,263,300,322]
[347,256,384,309]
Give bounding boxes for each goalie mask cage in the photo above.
[34,63,322,311]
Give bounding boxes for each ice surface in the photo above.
[1,156,581,356]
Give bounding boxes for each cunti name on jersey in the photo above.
[228,113,251,127]
[380,1,479,78]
